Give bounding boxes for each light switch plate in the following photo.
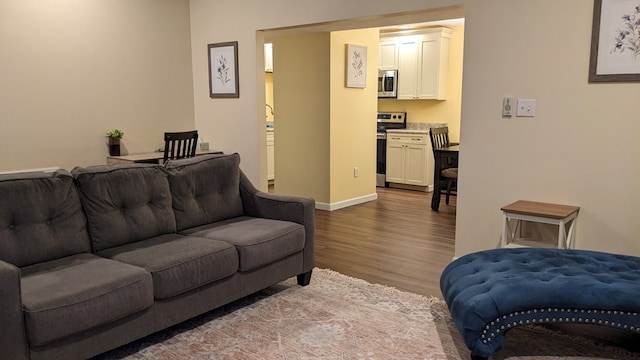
[517,99,536,117]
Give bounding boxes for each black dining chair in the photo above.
[429,126,457,206]
[163,130,198,163]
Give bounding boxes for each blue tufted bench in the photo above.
[440,248,640,359]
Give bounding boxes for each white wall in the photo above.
[0,0,195,171]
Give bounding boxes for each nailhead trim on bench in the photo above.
[481,308,640,344]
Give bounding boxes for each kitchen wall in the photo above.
[271,33,331,202]
[377,24,464,143]
[329,29,379,205]
[265,72,275,122]
[0,0,195,172]
[269,28,379,208]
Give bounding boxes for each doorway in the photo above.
[261,8,464,205]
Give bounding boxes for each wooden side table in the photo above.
[500,200,579,249]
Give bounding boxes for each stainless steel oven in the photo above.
[376,112,406,187]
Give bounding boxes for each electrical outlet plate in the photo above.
[517,99,536,117]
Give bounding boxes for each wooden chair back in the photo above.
[163,130,198,162]
[429,126,450,151]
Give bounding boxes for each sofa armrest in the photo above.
[0,260,29,359]
[239,171,315,273]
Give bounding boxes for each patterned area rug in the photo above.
[97,268,639,360]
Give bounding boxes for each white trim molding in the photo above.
[315,193,377,211]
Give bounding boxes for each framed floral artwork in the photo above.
[589,0,640,82]
[208,41,240,98]
[346,44,367,88]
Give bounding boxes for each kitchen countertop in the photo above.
[386,123,447,134]
[386,129,429,134]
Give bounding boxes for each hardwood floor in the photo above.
[314,186,456,298]
[312,187,640,353]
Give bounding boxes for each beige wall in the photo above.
[329,29,379,204]
[377,24,464,143]
[458,1,640,256]
[189,0,457,187]
[0,0,195,171]
[4,1,638,259]
[190,0,640,257]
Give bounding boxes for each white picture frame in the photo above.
[346,44,367,88]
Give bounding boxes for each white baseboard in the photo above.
[316,193,378,211]
[388,183,434,192]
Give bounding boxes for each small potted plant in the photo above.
[106,129,124,156]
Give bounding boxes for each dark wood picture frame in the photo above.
[208,41,239,98]
[589,0,640,82]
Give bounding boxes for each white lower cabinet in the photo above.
[386,133,432,187]
[267,131,274,181]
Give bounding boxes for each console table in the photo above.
[500,200,579,249]
[107,149,222,165]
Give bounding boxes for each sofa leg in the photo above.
[470,353,487,360]
[297,270,312,286]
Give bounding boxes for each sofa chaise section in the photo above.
[440,248,640,359]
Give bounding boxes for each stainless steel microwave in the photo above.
[378,69,398,98]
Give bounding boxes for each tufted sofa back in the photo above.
[0,170,91,267]
[72,164,177,252]
[164,153,244,231]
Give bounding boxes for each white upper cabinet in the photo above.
[264,43,273,72]
[380,28,452,100]
[378,39,399,70]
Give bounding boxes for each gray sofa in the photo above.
[0,153,315,360]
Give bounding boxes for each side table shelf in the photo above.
[500,200,579,249]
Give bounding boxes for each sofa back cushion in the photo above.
[0,170,91,267]
[72,164,176,251]
[165,153,244,231]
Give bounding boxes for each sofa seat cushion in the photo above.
[97,233,238,299]
[20,253,153,346]
[181,216,305,272]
